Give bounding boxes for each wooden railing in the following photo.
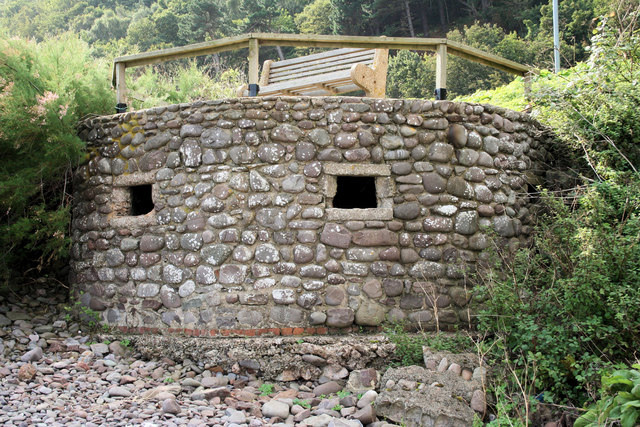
[112,33,532,112]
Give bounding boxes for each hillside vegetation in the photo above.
[0,0,639,424]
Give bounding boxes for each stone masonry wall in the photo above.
[72,96,557,334]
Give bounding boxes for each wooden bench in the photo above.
[238,47,388,98]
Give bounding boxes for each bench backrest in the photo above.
[261,48,376,86]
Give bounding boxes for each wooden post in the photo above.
[248,38,260,96]
[435,43,447,100]
[115,62,128,112]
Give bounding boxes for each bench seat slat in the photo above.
[269,50,374,75]
[269,63,360,83]
[268,47,372,69]
[268,54,374,82]
[259,69,356,95]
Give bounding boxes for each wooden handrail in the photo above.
[112,33,532,109]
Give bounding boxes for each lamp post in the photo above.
[553,0,560,72]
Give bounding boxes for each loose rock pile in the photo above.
[0,286,489,426]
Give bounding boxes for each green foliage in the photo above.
[336,390,351,398]
[293,398,311,408]
[62,293,104,331]
[576,364,640,427]
[387,50,434,99]
[259,383,274,396]
[0,33,113,286]
[128,64,245,110]
[332,404,343,411]
[384,322,474,366]
[295,0,333,34]
[476,177,640,404]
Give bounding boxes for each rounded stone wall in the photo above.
[72,96,557,335]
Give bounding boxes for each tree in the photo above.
[295,0,333,34]
[0,34,114,286]
[387,50,434,98]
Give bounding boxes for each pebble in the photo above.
[0,285,402,427]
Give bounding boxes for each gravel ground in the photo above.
[0,286,396,427]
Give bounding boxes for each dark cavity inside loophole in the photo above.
[130,185,154,216]
[333,176,377,209]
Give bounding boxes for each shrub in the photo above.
[0,33,113,287]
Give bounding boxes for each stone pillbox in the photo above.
[71,96,564,334]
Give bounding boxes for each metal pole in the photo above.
[552,0,560,73]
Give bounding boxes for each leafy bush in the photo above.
[386,50,434,99]
[470,3,640,421]
[576,364,640,427]
[0,34,113,286]
[128,63,245,110]
[477,179,640,405]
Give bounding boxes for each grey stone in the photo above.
[160,285,181,308]
[270,306,304,324]
[180,139,202,167]
[393,202,421,220]
[320,223,352,248]
[380,134,403,149]
[409,261,445,279]
[178,280,196,297]
[105,249,125,267]
[196,265,217,285]
[309,128,331,146]
[271,124,302,142]
[201,244,232,266]
[355,301,385,326]
[428,143,454,162]
[137,283,160,298]
[144,131,172,150]
[20,347,43,362]
[326,308,354,327]
[249,170,270,192]
[255,244,280,263]
[237,310,263,326]
[218,265,248,285]
[455,211,479,235]
[140,235,164,252]
[457,148,479,166]
[325,286,345,306]
[180,233,203,251]
[256,208,287,230]
[448,124,467,148]
[422,172,447,193]
[201,127,232,148]
[163,264,183,284]
[282,175,305,193]
[272,289,296,304]
[258,143,286,163]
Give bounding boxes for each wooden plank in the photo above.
[446,39,529,75]
[253,33,447,49]
[259,60,273,86]
[269,60,372,84]
[270,50,374,74]
[248,38,259,86]
[115,62,127,106]
[269,47,372,69]
[260,70,354,95]
[435,44,447,90]
[269,52,374,79]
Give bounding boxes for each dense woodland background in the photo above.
[1,0,639,425]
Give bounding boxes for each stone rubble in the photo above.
[0,284,495,426]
